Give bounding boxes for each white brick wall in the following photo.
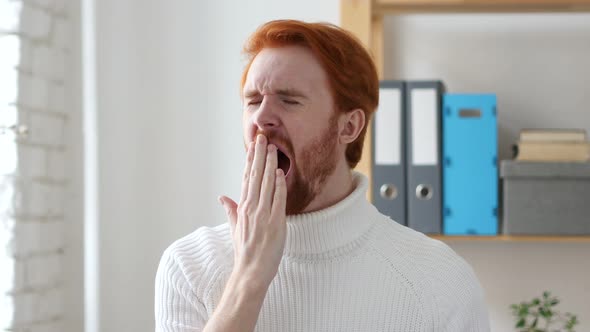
[20,5,52,41]
[19,75,50,110]
[27,113,65,147]
[18,39,34,72]
[1,67,18,106]
[16,146,47,179]
[1,0,71,331]
[52,19,69,51]
[10,221,64,257]
[47,83,65,113]
[0,1,22,33]
[46,151,65,181]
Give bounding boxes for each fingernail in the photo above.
[268,144,276,152]
[257,134,265,144]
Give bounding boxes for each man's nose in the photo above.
[252,99,280,130]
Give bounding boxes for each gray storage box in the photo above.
[500,161,590,235]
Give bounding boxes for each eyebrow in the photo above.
[243,88,309,99]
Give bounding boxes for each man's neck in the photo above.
[300,161,355,214]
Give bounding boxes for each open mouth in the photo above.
[276,149,292,177]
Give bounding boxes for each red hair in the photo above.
[241,20,379,169]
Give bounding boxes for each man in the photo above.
[155,20,490,332]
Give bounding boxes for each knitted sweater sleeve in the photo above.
[429,241,491,332]
[154,245,208,332]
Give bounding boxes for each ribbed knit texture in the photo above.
[155,172,490,332]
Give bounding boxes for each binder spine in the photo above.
[405,81,445,234]
[442,94,499,235]
[371,81,407,226]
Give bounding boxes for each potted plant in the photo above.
[510,291,579,332]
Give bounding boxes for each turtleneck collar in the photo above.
[283,171,378,257]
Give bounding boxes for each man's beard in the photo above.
[257,114,339,215]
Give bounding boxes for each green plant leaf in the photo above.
[531,298,540,306]
[539,307,551,318]
[516,318,526,328]
[566,315,578,329]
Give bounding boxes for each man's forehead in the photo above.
[243,68,313,97]
[243,84,309,98]
[243,46,327,97]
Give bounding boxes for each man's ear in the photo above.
[338,108,365,144]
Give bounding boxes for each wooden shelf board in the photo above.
[375,0,590,15]
[430,235,590,242]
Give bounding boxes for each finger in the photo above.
[239,141,255,204]
[270,169,287,220]
[247,134,267,205]
[259,144,278,212]
[219,196,238,232]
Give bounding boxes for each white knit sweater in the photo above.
[155,172,490,332]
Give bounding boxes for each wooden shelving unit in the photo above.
[341,0,590,200]
[430,235,590,242]
[373,0,590,14]
[340,0,590,241]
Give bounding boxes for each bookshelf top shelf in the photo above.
[374,0,590,14]
[430,235,590,242]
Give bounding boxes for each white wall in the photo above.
[1,1,72,331]
[452,241,590,332]
[384,13,590,161]
[83,3,590,332]
[383,14,590,332]
[92,1,338,331]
